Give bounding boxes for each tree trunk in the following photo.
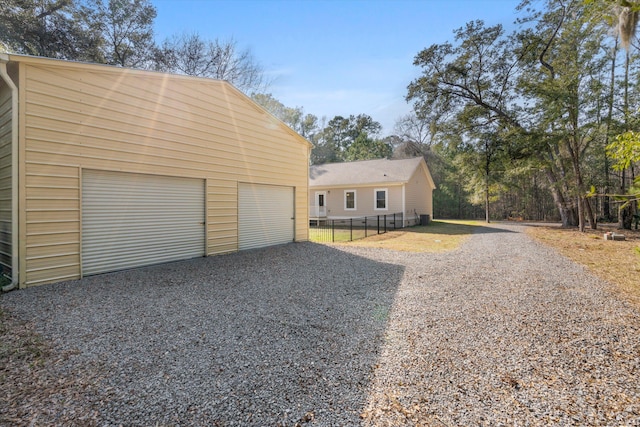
[544,169,576,227]
[603,168,611,221]
[603,37,618,223]
[485,185,490,223]
[577,195,585,232]
[619,49,633,230]
[571,153,595,231]
[485,149,491,223]
[619,169,633,229]
[585,196,597,229]
[619,205,633,229]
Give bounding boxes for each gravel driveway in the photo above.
[1,223,639,426]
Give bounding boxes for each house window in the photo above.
[345,190,356,210]
[375,188,388,210]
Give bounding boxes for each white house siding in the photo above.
[405,164,433,222]
[11,56,309,287]
[0,79,12,274]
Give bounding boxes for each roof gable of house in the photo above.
[310,157,434,188]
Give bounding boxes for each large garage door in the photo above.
[82,170,205,276]
[238,183,294,250]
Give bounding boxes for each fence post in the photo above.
[377,215,380,234]
[332,219,335,242]
[384,215,387,233]
[349,218,352,241]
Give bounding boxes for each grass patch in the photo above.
[335,220,481,252]
[309,227,358,242]
[527,225,640,306]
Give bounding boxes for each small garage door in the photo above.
[238,183,294,250]
[82,170,205,276]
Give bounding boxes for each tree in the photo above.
[84,0,157,68]
[343,133,392,161]
[585,0,640,227]
[520,0,609,231]
[391,112,436,157]
[606,130,640,205]
[0,0,102,61]
[154,32,219,77]
[407,20,524,222]
[310,114,386,164]
[156,34,269,93]
[609,130,640,169]
[614,2,640,228]
[408,2,616,230]
[457,109,510,223]
[251,93,319,138]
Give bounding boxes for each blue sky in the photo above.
[152,0,523,135]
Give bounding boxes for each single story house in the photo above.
[309,157,435,227]
[0,54,311,288]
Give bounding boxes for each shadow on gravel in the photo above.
[471,224,516,234]
[406,222,515,236]
[425,221,516,235]
[0,242,405,426]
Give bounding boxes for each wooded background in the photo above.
[2,0,638,228]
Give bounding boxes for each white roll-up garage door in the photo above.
[238,183,294,250]
[82,170,205,276]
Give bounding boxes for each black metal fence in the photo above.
[309,213,404,243]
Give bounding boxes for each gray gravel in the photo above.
[1,223,639,426]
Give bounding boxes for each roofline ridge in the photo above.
[310,156,423,168]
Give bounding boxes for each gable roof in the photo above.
[1,53,312,149]
[310,157,434,188]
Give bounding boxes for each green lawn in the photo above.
[310,220,481,252]
[309,227,370,242]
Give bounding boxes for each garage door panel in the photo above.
[82,170,205,276]
[238,184,294,250]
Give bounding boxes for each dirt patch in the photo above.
[526,224,640,307]
[0,307,100,427]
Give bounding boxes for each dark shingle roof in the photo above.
[309,157,425,187]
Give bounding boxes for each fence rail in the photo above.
[309,213,403,243]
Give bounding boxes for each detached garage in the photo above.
[238,183,294,251]
[0,54,311,288]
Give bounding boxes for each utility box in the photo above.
[604,232,626,241]
[420,214,430,226]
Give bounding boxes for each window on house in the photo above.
[375,189,387,210]
[345,190,356,210]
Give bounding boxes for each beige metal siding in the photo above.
[206,177,238,255]
[17,57,309,286]
[238,183,294,250]
[25,164,80,285]
[0,82,11,274]
[82,170,205,275]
